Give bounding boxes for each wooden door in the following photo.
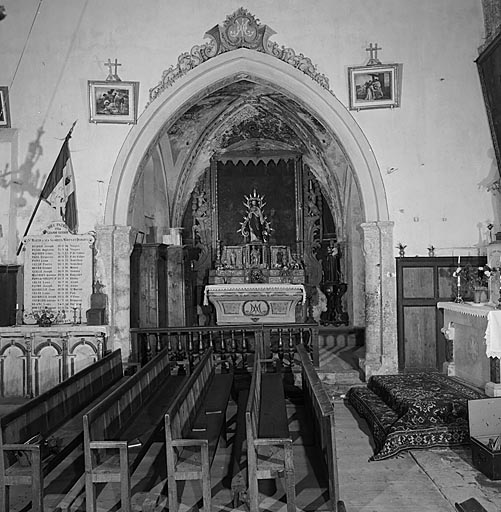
[396,256,486,372]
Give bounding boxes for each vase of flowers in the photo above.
[465,264,496,304]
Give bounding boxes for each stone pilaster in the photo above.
[487,241,501,306]
[95,224,133,362]
[360,221,398,378]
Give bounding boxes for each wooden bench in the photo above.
[83,347,185,512]
[297,343,347,512]
[246,353,295,512]
[165,347,234,512]
[0,348,124,512]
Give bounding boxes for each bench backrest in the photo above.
[296,344,340,509]
[0,349,123,447]
[84,348,171,443]
[164,348,214,442]
[245,352,262,445]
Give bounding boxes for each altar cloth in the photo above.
[485,310,501,359]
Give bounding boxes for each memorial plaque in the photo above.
[23,222,94,324]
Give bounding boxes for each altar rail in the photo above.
[129,323,319,371]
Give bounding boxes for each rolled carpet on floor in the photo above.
[347,373,486,461]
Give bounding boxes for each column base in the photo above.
[484,381,501,397]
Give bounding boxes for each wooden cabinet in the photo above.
[0,265,19,327]
[396,256,486,372]
[130,244,168,328]
[130,243,187,328]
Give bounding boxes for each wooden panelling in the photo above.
[397,256,486,372]
[402,267,434,298]
[403,306,437,370]
[0,328,107,397]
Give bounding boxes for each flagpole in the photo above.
[16,121,77,256]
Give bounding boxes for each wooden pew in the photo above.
[0,349,123,512]
[246,353,295,512]
[83,347,185,512]
[297,343,346,512]
[165,347,234,512]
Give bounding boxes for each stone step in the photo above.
[317,369,363,385]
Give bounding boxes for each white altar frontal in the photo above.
[204,283,306,325]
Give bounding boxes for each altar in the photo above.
[437,301,501,396]
[204,283,306,325]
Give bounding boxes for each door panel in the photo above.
[397,256,486,372]
[403,306,436,370]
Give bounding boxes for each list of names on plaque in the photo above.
[24,222,94,322]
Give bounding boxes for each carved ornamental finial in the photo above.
[148,8,331,104]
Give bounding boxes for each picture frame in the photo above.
[348,64,403,111]
[0,86,11,128]
[88,80,139,124]
[476,32,501,172]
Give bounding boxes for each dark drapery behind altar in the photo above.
[217,159,296,247]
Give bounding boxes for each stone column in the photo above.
[360,221,398,378]
[95,224,133,362]
[487,241,501,306]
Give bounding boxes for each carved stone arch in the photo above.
[105,49,388,226]
[103,33,396,377]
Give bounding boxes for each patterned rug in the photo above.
[347,373,486,461]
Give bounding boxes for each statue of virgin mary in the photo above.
[238,190,272,243]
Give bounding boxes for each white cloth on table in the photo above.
[485,310,501,359]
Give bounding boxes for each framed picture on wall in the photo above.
[348,64,403,110]
[476,32,501,172]
[88,80,139,124]
[0,86,11,128]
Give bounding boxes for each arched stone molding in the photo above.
[103,48,395,375]
[105,49,389,226]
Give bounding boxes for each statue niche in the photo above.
[209,189,304,285]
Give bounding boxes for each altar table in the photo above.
[204,283,306,325]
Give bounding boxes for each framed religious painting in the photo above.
[88,80,139,124]
[476,32,501,171]
[0,86,11,128]
[348,64,403,110]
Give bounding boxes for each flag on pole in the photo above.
[40,125,78,233]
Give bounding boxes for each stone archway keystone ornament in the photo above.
[148,7,331,104]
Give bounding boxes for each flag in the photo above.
[40,129,78,233]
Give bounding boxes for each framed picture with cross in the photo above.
[347,43,402,111]
[88,58,139,124]
[348,63,403,111]
[0,86,11,128]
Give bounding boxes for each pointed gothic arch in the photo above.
[101,15,397,377]
[105,48,389,226]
